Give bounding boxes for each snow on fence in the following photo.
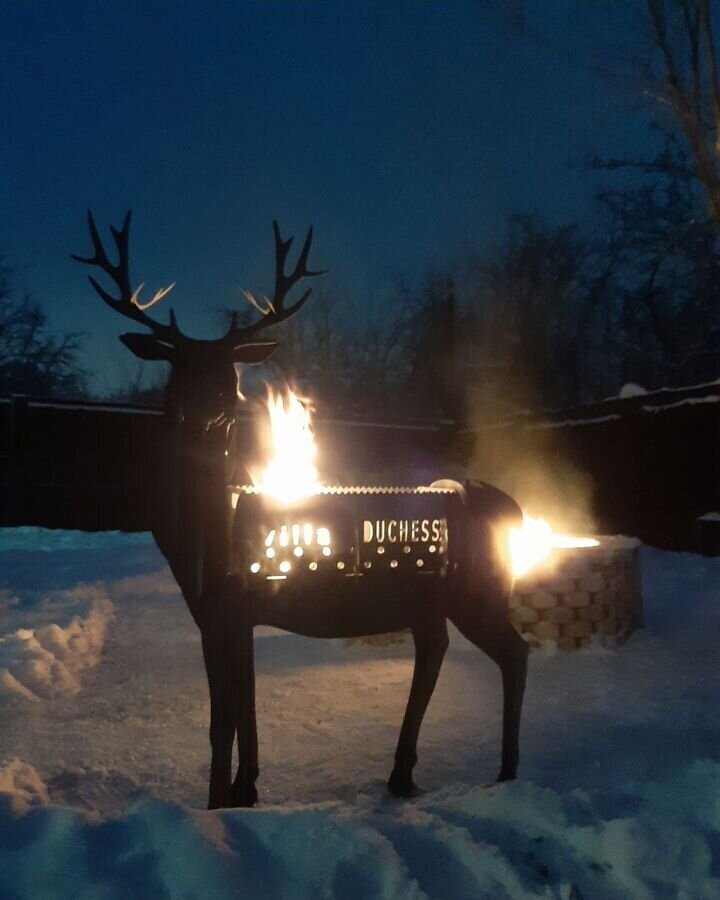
[510,537,643,651]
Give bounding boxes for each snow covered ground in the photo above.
[0,527,718,899]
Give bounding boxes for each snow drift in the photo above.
[0,528,718,898]
[0,758,718,899]
[0,585,113,702]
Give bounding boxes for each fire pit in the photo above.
[510,537,643,651]
[229,484,456,582]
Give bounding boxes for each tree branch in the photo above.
[698,0,720,150]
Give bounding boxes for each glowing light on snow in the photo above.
[509,514,599,578]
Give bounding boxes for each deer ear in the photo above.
[232,341,277,365]
[120,333,176,362]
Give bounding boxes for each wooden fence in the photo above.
[0,397,453,532]
[455,381,720,553]
[1,382,718,552]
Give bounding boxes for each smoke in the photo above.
[463,375,597,535]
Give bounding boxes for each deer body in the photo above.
[74,213,528,809]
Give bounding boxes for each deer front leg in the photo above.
[202,619,235,810]
[232,618,258,808]
[389,615,449,798]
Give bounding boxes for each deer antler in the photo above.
[224,220,325,344]
[72,210,184,345]
[75,212,323,349]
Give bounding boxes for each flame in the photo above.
[509,514,599,578]
[251,387,322,502]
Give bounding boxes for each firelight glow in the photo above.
[509,514,599,578]
[251,387,322,502]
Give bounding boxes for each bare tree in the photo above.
[590,1,720,227]
[0,260,86,397]
[102,357,167,405]
[221,275,458,421]
[470,2,720,401]
[466,215,616,410]
[642,0,720,223]
[596,133,720,386]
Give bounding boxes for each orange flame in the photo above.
[250,387,322,502]
[509,514,599,578]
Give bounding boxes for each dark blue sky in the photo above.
[2,1,650,391]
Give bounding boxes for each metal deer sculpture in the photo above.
[73,212,528,809]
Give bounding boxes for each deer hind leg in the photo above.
[231,620,258,808]
[449,608,528,782]
[388,615,449,798]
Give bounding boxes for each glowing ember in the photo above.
[251,387,322,503]
[509,514,599,578]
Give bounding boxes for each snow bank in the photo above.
[0,760,717,899]
[0,758,48,815]
[698,511,720,522]
[0,585,113,702]
[619,383,647,398]
[423,765,720,899]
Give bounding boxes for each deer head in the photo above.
[72,211,324,428]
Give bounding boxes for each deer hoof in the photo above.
[496,769,517,783]
[231,782,258,808]
[388,770,420,798]
[208,784,234,810]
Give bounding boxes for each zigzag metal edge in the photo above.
[230,484,457,496]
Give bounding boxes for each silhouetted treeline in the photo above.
[5,152,718,418]
[0,261,86,398]
[263,151,719,422]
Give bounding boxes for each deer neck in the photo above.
[153,418,235,627]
